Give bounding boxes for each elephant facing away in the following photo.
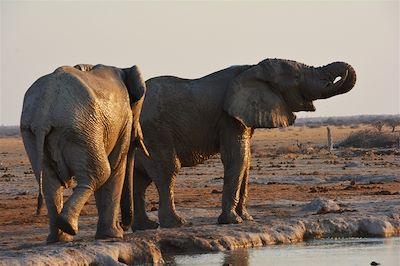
[126,58,356,230]
[20,64,147,243]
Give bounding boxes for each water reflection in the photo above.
[172,238,400,266]
[222,249,249,266]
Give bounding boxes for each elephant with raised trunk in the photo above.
[20,64,147,243]
[125,58,356,230]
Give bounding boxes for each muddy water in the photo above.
[171,237,400,266]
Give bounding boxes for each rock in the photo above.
[309,186,329,193]
[370,261,380,265]
[344,161,360,168]
[358,218,395,237]
[374,190,393,195]
[1,173,15,178]
[302,198,341,214]
[0,241,164,265]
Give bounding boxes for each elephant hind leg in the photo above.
[57,143,109,236]
[41,162,73,243]
[57,185,94,236]
[94,163,125,239]
[133,169,159,231]
[94,160,125,239]
[155,173,187,228]
[94,125,131,239]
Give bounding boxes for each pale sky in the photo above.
[1,0,399,125]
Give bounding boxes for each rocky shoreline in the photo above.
[1,197,399,265]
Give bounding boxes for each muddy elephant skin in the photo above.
[20,64,146,243]
[122,58,356,230]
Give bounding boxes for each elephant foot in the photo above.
[46,231,73,244]
[237,209,254,221]
[56,214,78,236]
[95,225,123,240]
[159,214,187,228]
[120,221,132,232]
[218,210,243,224]
[133,217,159,231]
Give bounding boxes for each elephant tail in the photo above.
[120,144,135,230]
[34,129,46,215]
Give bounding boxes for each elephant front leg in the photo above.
[235,152,253,221]
[218,126,252,224]
[218,168,244,224]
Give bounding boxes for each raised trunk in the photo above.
[305,62,357,100]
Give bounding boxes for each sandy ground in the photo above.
[0,125,399,264]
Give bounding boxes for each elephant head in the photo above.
[223,59,356,128]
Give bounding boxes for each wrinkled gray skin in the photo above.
[20,64,146,243]
[124,59,356,230]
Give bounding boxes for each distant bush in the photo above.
[385,118,400,132]
[0,126,20,137]
[295,114,400,128]
[337,130,399,148]
[307,124,321,129]
[371,120,384,132]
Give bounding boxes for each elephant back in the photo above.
[22,65,132,142]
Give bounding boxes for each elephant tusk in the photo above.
[139,139,150,157]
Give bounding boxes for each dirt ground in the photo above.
[0,125,399,264]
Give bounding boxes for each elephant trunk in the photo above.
[304,62,357,100]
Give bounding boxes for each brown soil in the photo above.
[0,125,399,264]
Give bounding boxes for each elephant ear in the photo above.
[123,65,149,156]
[124,65,146,104]
[223,64,296,128]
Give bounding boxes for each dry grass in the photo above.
[338,130,399,148]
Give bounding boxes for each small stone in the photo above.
[302,198,341,213]
[1,173,15,178]
[370,261,380,265]
[345,161,359,168]
[374,190,392,195]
